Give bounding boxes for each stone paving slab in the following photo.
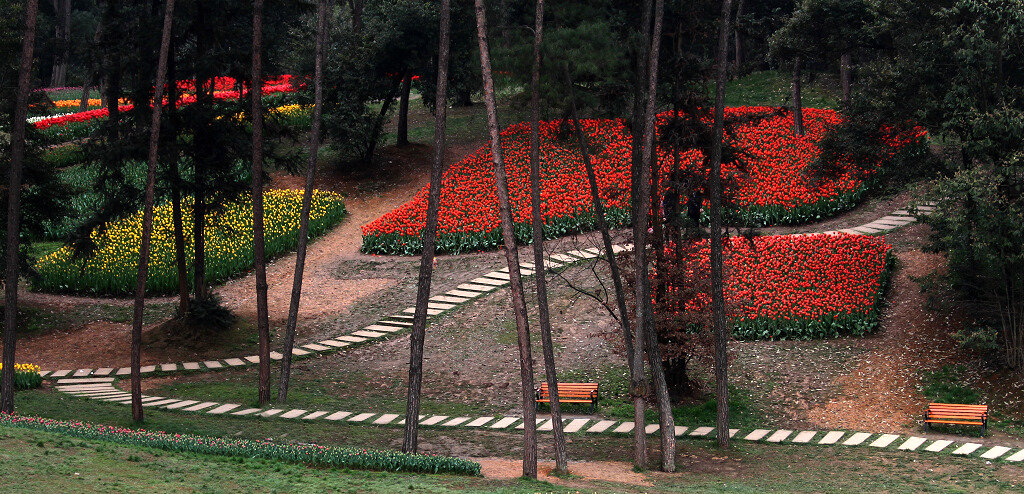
[446,289,481,298]
[644,424,659,434]
[140,365,156,373]
[456,283,496,292]
[925,440,953,452]
[268,351,284,360]
[378,319,413,327]
[319,340,349,348]
[302,343,331,352]
[244,356,260,364]
[674,426,689,436]
[1005,449,1024,462]
[548,254,577,263]
[364,325,401,333]
[260,409,285,417]
[183,402,220,412]
[744,429,771,441]
[160,363,178,372]
[348,413,376,422]
[466,417,494,428]
[587,420,616,433]
[981,446,1011,459]
[426,302,457,310]
[431,295,468,304]
[898,437,927,451]
[843,432,872,446]
[818,431,845,445]
[373,413,400,425]
[182,362,201,371]
[766,430,792,443]
[613,422,635,434]
[324,411,352,421]
[38,371,50,378]
[302,411,329,420]
[470,277,508,286]
[690,426,715,437]
[50,370,72,378]
[880,215,915,223]
[207,404,241,415]
[870,434,900,448]
[337,335,368,343]
[280,409,309,419]
[953,443,982,455]
[231,408,262,416]
[58,377,115,384]
[440,417,470,427]
[352,330,385,338]
[164,400,199,409]
[204,361,224,369]
[792,431,817,443]
[224,358,245,366]
[852,226,882,234]
[516,418,545,430]
[141,398,180,407]
[292,348,310,356]
[490,417,518,429]
[538,420,555,432]
[72,369,93,377]
[566,250,599,259]
[402,308,443,316]
[563,419,589,433]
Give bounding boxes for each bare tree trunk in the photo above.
[526,0,568,476]
[565,79,635,373]
[792,56,804,136]
[475,0,538,478]
[348,0,363,33]
[166,42,189,317]
[635,0,675,472]
[840,52,851,105]
[279,0,330,403]
[396,74,413,146]
[403,0,451,454]
[733,0,744,76]
[79,83,91,111]
[363,77,403,163]
[710,0,735,449]
[251,0,272,406]
[130,0,176,423]
[192,77,212,301]
[50,0,70,87]
[1,0,39,414]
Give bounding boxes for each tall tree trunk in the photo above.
[710,0,735,449]
[279,0,330,403]
[635,0,675,472]
[791,56,804,136]
[628,0,655,471]
[50,0,70,87]
[403,0,451,454]
[527,0,568,476]
[130,0,176,423]
[565,75,635,374]
[79,83,91,111]
[166,41,189,317]
[840,52,851,104]
[474,0,538,479]
[396,73,413,146]
[1,0,39,414]
[250,0,271,406]
[733,0,744,76]
[348,0,363,33]
[363,77,403,163]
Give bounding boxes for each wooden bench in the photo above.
[536,382,599,413]
[924,403,988,434]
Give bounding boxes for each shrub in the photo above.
[0,414,481,475]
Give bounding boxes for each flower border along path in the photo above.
[37,200,935,380]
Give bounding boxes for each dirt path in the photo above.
[477,457,654,488]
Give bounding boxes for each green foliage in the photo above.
[0,414,481,476]
[181,293,237,335]
[922,365,980,405]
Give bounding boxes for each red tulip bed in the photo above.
[657,233,893,340]
[361,107,925,255]
[0,413,481,475]
[32,75,295,144]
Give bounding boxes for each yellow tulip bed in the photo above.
[33,189,347,295]
[0,363,43,390]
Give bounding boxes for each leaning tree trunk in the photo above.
[1,0,39,414]
[710,0,735,449]
[527,0,568,476]
[475,0,538,479]
[130,0,176,423]
[166,44,190,317]
[363,77,403,163]
[792,56,804,136]
[278,0,330,403]
[396,73,413,146]
[635,0,676,472]
[840,52,851,105]
[403,0,451,454]
[565,78,635,373]
[250,0,272,406]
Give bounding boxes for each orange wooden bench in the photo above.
[536,382,599,413]
[924,403,988,434]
